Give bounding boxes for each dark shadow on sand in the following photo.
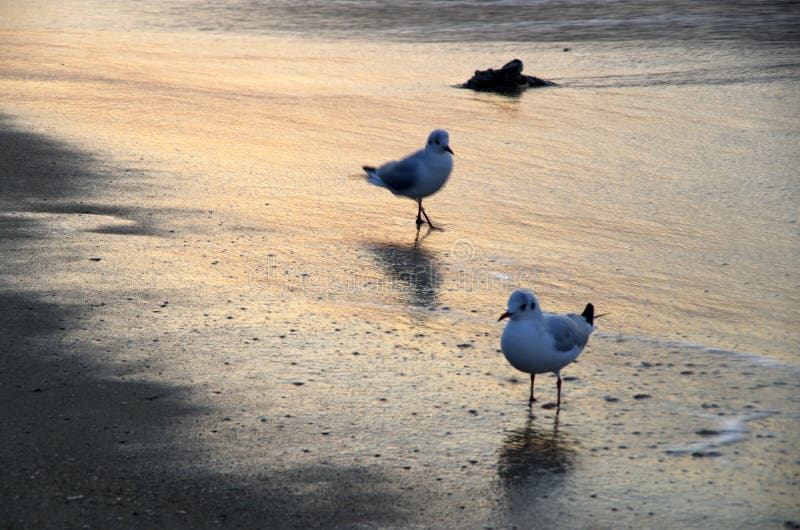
[0,114,169,237]
[0,292,408,528]
[0,116,410,528]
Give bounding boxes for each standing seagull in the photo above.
[498,290,596,408]
[363,129,453,229]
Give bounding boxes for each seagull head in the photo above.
[498,289,541,321]
[426,129,454,156]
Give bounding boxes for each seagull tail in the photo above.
[581,303,595,325]
[363,166,386,188]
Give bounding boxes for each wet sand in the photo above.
[0,122,418,527]
[2,119,798,528]
[1,24,799,529]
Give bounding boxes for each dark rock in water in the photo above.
[460,58,555,92]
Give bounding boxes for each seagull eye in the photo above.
[519,303,526,311]
[530,302,536,310]
[435,139,440,145]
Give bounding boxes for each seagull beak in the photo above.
[445,146,454,155]
[498,311,511,321]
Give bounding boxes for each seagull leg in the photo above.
[528,373,536,405]
[556,373,562,408]
[415,199,425,226]
[419,200,437,229]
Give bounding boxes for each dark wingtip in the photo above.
[362,165,376,172]
[582,303,595,325]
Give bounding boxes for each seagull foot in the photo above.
[540,402,558,410]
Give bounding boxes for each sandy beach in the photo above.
[2,2,799,528]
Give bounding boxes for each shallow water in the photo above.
[5,0,800,45]
[1,1,799,527]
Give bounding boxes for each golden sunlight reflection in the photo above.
[2,11,798,526]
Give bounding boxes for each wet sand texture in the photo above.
[1,10,798,526]
[2,120,798,528]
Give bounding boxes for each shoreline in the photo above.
[2,19,798,526]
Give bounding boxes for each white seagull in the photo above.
[363,129,453,229]
[498,289,596,408]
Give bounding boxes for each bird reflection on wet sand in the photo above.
[498,412,575,486]
[366,227,440,308]
[494,413,579,526]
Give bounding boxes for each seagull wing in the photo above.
[545,314,590,353]
[376,150,424,192]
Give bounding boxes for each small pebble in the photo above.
[691,451,722,458]
[696,429,721,437]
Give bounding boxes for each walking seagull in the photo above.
[363,129,453,229]
[498,290,596,408]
